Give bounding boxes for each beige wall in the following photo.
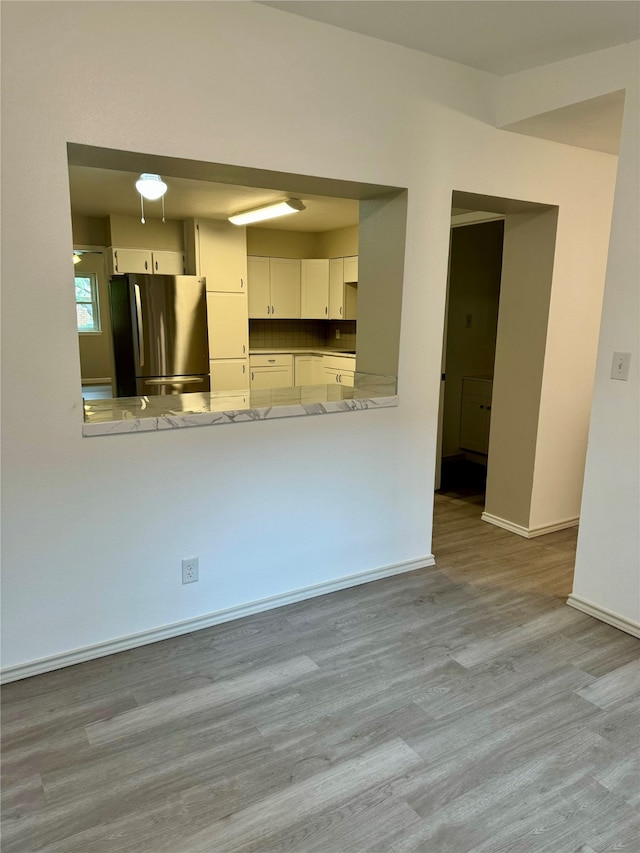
[71,215,107,246]
[317,225,359,258]
[106,214,184,250]
[246,228,320,258]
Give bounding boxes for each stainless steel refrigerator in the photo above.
[109,274,210,396]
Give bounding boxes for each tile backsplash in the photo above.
[250,320,356,350]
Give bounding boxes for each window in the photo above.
[75,273,101,332]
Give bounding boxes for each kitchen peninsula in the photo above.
[82,372,398,436]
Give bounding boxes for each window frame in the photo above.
[75,271,101,334]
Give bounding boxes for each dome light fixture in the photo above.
[228,198,306,226]
[73,253,82,265]
[135,173,168,224]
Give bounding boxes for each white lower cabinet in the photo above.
[322,354,355,387]
[324,367,354,387]
[294,354,323,386]
[460,377,493,454]
[209,359,249,392]
[249,354,293,389]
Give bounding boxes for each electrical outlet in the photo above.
[182,556,199,584]
[611,351,631,381]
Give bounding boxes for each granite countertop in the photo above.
[82,373,397,437]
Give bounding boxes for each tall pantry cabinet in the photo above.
[184,219,250,391]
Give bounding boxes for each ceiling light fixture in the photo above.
[228,198,306,226]
[73,253,82,264]
[135,173,168,224]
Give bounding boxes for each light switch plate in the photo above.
[611,352,631,381]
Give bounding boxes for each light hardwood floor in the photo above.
[2,493,639,852]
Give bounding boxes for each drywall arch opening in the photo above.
[67,144,408,401]
[437,189,600,541]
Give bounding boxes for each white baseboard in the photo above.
[567,594,640,639]
[481,512,579,539]
[1,556,435,684]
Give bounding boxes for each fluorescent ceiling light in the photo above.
[228,198,305,226]
[135,173,168,201]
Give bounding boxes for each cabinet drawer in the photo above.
[323,355,356,371]
[250,353,293,368]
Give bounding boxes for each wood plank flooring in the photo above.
[2,492,639,852]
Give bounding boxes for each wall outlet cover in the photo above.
[611,351,631,381]
[182,556,199,584]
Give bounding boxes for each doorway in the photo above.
[438,215,504,503]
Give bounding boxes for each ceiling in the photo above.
[261,1,639,76]
[70,3,635,227]
[69,166,360,232]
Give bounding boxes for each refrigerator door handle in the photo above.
[143,377,203,386]
[134,283,145,368]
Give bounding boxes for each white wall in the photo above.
[571,58,640,626]
[0,2,626,674]
[497,42,639,627]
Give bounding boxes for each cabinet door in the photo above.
[329,258,345,319]
[197,219,247,292]
[209,358,249,392]
[250,365,293,389]
[343,255,358,282]
[460,394,491,454]
[206,292,248,359]
[111,248,153,274]
[152,251,185,275]
[247,256,271,318]
[294,355,323,386]
[270,258,301,318]
[301,259,329,319]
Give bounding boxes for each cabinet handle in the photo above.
[114,250,118,272]
[145,260,148,271]
[268,359,275,363]
[240,278,244,288]
[325,306,328,315]
[487,406,491,411]
[242,344,246,354]
[480,405,484,409]
[155,260,158,271]
[251,371,254,380]
[243,365,246,374]
[272,305,275,315]
[267,305,270,315]
[340,307,343,316]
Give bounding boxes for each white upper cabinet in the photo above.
[329,257,358,320]
[247,257,301,319]
[270,258,301,318]
[107,248,185,276]
[301,259,329,319]
[151,250,186,275]
[247,256,271,318]
[343,255,358,282]
[190,219,247,292]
